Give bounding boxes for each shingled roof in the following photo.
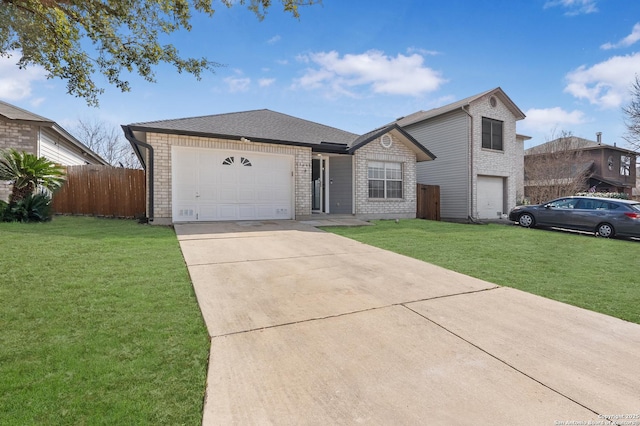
[395,87,526,128]
[127,109,359,147]
[0,100,53,123]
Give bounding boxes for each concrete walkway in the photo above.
[175,221,640,425]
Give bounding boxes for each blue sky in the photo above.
[1,0,640,149]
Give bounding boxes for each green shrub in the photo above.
[575,192,629,199]
[1,192,53,222]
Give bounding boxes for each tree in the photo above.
[0,149,66,203]
[524,131,592,204]
[623,75,640,151]
[1,0,319,106]
[72,118,139,168]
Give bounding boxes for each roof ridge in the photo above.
[128,108,271,126]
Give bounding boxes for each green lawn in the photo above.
[0,216,209,425]
[325,219,640,325]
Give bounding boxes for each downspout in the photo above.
[461,105,475,222]
[122,126,154,222]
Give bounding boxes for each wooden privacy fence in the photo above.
[416,184,440,221]
[53,165,146,218]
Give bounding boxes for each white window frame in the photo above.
[620,155,631,176]
[368,161,403,199]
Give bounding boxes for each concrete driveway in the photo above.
[175,221,640,425]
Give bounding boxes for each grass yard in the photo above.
[0,216,209,425]
[325,219,640,325]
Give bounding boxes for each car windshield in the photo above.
[630,203,640,212]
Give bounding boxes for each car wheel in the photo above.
[518,213,535,228]
[596,223,614,238]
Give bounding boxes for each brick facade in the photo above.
[469,93,521,217]
[0,118,38,202]
[354,133,417,219]
[146,133,312,224]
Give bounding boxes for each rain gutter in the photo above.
[122,126,154,222]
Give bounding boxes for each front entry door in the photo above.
[312,157,325,212]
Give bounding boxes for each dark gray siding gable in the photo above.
[329,156,353,214]
[405,109,470,220]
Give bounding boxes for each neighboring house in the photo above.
[122,110,435,225]
[525,135,638,198]
[0,100,108,201]
[396,88,527,221]
[635,165,640,199]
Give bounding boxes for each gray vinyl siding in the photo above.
[405,110,470,220]
[328,156,353,214]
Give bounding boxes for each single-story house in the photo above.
[122,109,435,224]
[396,88,528,221]
[0,100,108,201]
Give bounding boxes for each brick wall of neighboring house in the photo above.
[515,135,527,202]
[0,119,38,202]
[469,94,520,216]
[354,133,417,219]
[146,132,311,224]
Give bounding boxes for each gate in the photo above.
[416,184,440,221]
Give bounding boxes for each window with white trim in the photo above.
[368,161,403,199]
[482,117,503,151]
[620,155,631,176]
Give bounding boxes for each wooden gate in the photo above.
[53,165,145,218]
[416,184,440,221]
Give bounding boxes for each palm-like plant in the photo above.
[0,149,66,203]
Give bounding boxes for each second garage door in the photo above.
[172,147,294,222]
[477,176,505,219]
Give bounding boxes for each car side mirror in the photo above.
[544,204,551,209]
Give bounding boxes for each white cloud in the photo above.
[521,107,586,134]
[0,51,48,100]
[292,50,446,97]
[258,78,275,87]
[601,22,640,50]
[407,47,440,56]
[267,35,281,45]
[564,52,640,108]
[224,76,251,92]
[543,0,598,15]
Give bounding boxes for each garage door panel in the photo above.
[218,205,239,220]
[477,176,504,219]
[219,187,237,203]
[238,205,257,219]
[237,188,255,203]
[172,147,293,222]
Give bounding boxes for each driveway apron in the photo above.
[175,221,640,425]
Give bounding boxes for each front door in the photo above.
[312,157,326,212]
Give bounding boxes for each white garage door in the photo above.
[172,147,294,222]
[477,176,504,219]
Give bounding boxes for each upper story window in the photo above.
[368,161,403,199]
[482,117,503,151]
[620,155,631,176]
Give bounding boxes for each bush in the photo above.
[575,192,629,200]
[1,192,53,222]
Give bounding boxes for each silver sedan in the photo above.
[508,196,640,238]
